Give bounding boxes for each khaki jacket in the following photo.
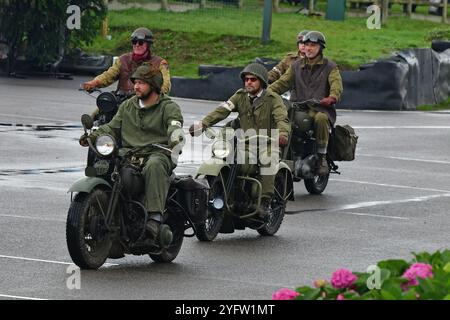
[94,53,171,94]
[268,52,301,83]
[90,95,183,155]
[202,88,291,139]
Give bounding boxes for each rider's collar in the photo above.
[248,88,264,99]
[301,55,324,68]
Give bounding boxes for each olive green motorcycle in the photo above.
[66,115,208,269]
[193,127,294,241]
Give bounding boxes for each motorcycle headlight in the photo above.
[212,140,231,159]
[95,135,116,156]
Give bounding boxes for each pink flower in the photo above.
[331,269,358,289]
[402,263,433,286]
[336,294,345,300]
[272,288,300,300]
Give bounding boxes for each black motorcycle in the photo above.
[66,115,209,269]
[284,99,340,194]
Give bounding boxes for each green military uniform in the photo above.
[268,52,302,83]
[93,54,171,95]
[90,94,183,213]
[269,55,343,150]
[201,88,290,199]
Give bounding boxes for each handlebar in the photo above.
[291,99,321,110]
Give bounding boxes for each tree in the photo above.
[0,0,107,74]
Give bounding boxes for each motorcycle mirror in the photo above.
[81,114,94,130]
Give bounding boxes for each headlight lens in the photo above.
[212,140,231,159]
[95,135,115,156]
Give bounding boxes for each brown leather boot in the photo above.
[317,154,329,176]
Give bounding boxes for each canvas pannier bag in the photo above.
[328,124,358,161]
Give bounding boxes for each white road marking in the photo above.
[0,294,47,300]
[0,214,65,222]
[0,254,118,267]
[336,211,409,220]
[358,153,450,165]
[330,178,450,193]
[333,193,450,212]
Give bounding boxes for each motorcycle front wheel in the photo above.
[66,189,112,270]
[304,173,329,194]
[195,175,225,242]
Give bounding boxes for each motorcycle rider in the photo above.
[189,63,291,219]
[269,31,343,176]
[268,30,309,83]
[80,64,184,243]
[82,27,171,117]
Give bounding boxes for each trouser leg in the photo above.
[308,109,330,153]
[141,152,174,213]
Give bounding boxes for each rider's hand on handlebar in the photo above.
[79,133,89,147]
[319,96,337,107]
[279,134,288,147]
[82,80,100,91]
[189,122,205,137]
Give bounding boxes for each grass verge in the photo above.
[82,7,447,77]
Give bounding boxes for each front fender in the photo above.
[277,161,294,201]
[196,158,230,177]
[68,176,112,193]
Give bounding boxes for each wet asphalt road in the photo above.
[0,75,449,300]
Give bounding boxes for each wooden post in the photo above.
[200,0,206,9]
[102,0,108,39]
[238,0,244,9]
[308,0,314,13]
[161,0,169,11]
[407,0,413,17]
[443,0,448,24]
[273,0,279,13]
[381,0,389,24]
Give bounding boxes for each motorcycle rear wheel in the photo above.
[195,175,225,242]
[304,173,329,194]
[66,189,112,270]
[257,169,288,236]
[149,215,184,263]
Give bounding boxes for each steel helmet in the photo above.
[239,63,269,88]
[297,30,310,44]
[131,27,154,44]
[130,64,163,93]
[302,31,326,48]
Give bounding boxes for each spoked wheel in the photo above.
[149,214,184,263]
[195,175,225,242]
[257,169,289,236]
[304,173,329,194]
[66,189,112,269]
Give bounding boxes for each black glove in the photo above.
[79,133,89,147]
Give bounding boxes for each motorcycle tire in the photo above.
[149,215,184,263]
[195,175,225,242]
[66,189,112,270]
[257,169,288,236]
[304,174,329,194]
